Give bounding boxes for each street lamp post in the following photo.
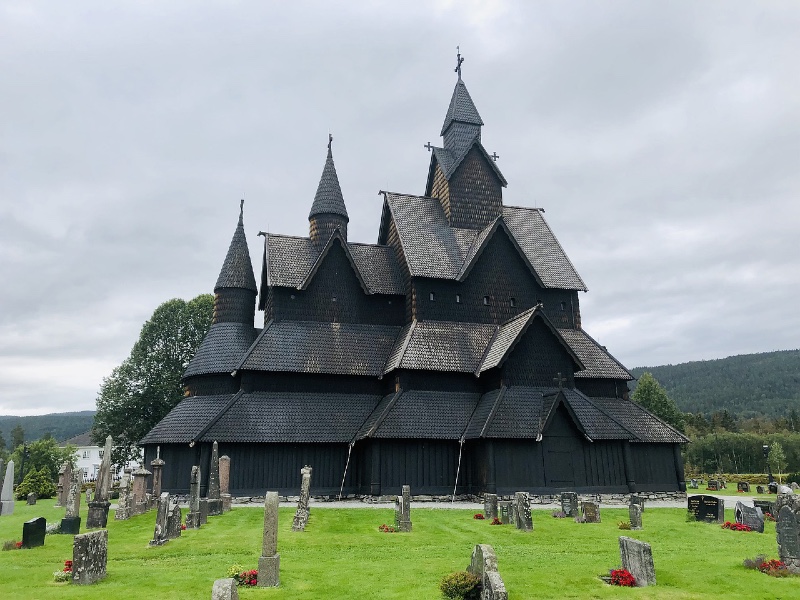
[763,444,776,492]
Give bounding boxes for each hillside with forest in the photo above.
[630,349,800,420]
[0,411,96,450]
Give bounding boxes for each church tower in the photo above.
[213,200,257,325]
[309,135,348,247]
[426,49,507,229]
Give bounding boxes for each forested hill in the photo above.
[0,411,96,449]
[630,350,800,419]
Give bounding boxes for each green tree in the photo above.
[15,466,57,500]
[632,372,685,432]
[768,442,787,483]
[10,437,76,484]
[93,294,214,468]
[11,424,24,449]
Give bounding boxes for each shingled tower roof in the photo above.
[440,78,484,137]
[214,200,257,292]
[309,136,348,221]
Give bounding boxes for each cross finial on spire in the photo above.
[328,133,333,150]
[424,142,434,152]
[455,46,464,80]
[490,152,499,161]
[239,198,244,224]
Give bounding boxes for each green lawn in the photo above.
[0,501,795,599]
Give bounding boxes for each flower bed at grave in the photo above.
[764,512,776,522]
[743,555,793,578]
[609,568,636,586]
[721,521,752,531]
[378,523,396,533]
[473,513,485,520]
[551,510,566,518]
[227,564,257,586]
[2,540,22,551]
[53,560,72,582]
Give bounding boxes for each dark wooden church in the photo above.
[142,62,687,497]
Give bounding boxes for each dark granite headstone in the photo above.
[687,495,724,523]
[498,501,511,524]
[22,517,46,548]
[737,482,751,493]
[619,536,656,587]
[72,529,108,585]
[707,480,719,491]
[561,492,579,518]
[581,501,600,523]
[753,499,775,518]
[61,516,81,535]
[734,501,764,533]
[756,485,765,495]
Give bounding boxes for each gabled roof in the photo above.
[238,320,402,377]
[553,389,635,441]
[309,140,348,220]
[440,78,484,135]
[215,203,258,292]
[139,393,240,444]
[378,192,585,290]
[591,397,689,443]
[429,141,507,187]
[299,230,370,295]
[266,233,404,295]
[558,328,633,380]
[183,322,258,379]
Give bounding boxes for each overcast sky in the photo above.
[2,1,798,416]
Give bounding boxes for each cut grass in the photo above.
[0,501,795,599]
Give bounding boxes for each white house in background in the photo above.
[60,431,143,481]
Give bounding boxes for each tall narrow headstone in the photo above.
[629,494,645,513]
[514,492,533,531]
[0,461,15,516]
[291,465,312,531]
[777,505,800,573]
[166,503,182,540]
[561,492,579,518]
[498,501,511,524]
[619,536,656,587]
[186,466,201,529]
[86,436,113,528]
[208,441,222,516]
[72,529,108,585]
[131,467,152,516]
[394,484,412,532]
[467,544,508,600]
[199,498,209,525]
[484,493,498,520]
[61,468,83,534]
[629,503,642,530]
[258,491,280,587]
[22,517,46,548]
[150,445,165,500]
[56,461,73,507]
[220,455,232,512]
[114,470,132,520]
[150,492,171,546]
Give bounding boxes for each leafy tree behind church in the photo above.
[93,294,214,468]
[631,372,685,432]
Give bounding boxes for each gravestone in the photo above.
[1,460,15,516]
[87,436,113,529]
[149,492,170,546]
[792,482,800,492]
[619,536,656,587]
[687,495,724,523]
[27,492,37,505]
[498,501,511,524]
[776,506,800,574]
[208,441,222,516]
[22,517,46,548]
[753,499,776,518]
[734,501,764,533]
[769,482,778,494]
[0,458,4,504]
[737,481,751,493]
[212,578,240,600]
[56,461,72,508]
[61,468,83,534]
[114,471,132,520]
[131,467,152,516]
[689,478,698,489]
[258,491,280,587]
[707,480,719,491]
[514,492,532,531]
[200,498,209,525]
[72,529,108,585]
[484,493,498,520]
[166,504,182,540]
[561,492,579,518]
[779,484,793,495]
[629,495,645,513]
[756,485,765,495]
[629,504,642,530]
[292,465,313,531]
[394,484,412,532]
[150,445,165,499]
[581,501,601,523]
[220,455,232,512]
[186,466,201,529]
[467,544,508,600]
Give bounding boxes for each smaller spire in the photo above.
[215,200,257,292]
[309,135,348,221]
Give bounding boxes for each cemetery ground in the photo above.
[0,501,796,599]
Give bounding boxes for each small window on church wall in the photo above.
[483,296,490,306]
[560,301,566,311]
[332,296,337,302]
[455,294,461,304]
[510,297,516,307]
[290,294,295,300]
[429,292,435,301]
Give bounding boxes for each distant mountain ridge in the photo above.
[0,411,96,449]
[630,349,800,419]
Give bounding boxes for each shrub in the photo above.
[743,554,767,570]
[15,467,56,500]
[618,521,631,530]
[2,540,22,551]
[439,571,480,600]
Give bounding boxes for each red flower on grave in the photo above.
[63,559,73,572]
[610,568,636,587]
[15,541,22,549]
[490,517,503,525]
[181,524,187,530]
[473,513,485,520]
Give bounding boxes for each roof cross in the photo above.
[455,46,464,80]
[554,372,567,390]
[424,142,434,152]
[328,133,333,150]
[490,152,499,161]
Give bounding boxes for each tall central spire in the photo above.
[309,135,349,247]
[440,49,484,151]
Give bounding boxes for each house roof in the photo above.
[215,203,258,292]
[558,329,633,380]
[61,431,96,447]
[309,140,348,220]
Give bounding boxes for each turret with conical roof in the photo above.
[213,200,257,325]
[309,135,348,247]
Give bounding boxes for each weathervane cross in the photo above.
[554,372,567,390]
[455,46,464,79]
[490,152,499,161]
[424,142,434,152]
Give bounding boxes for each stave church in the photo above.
[141,57,687,497]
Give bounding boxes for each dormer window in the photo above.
[455,294,461,304]
[429,292,436,301]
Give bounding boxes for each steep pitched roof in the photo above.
[215,203,258,292]
[558,329,633,380]
[309,140,348,220]
[440,78,484,135]
[591,397,689,443]
[379,192,585,290]
[265,233,404,295]
[238,320,402,377]
[139,393,240,444]
[430,142,507,187]
[183,322,258,379]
